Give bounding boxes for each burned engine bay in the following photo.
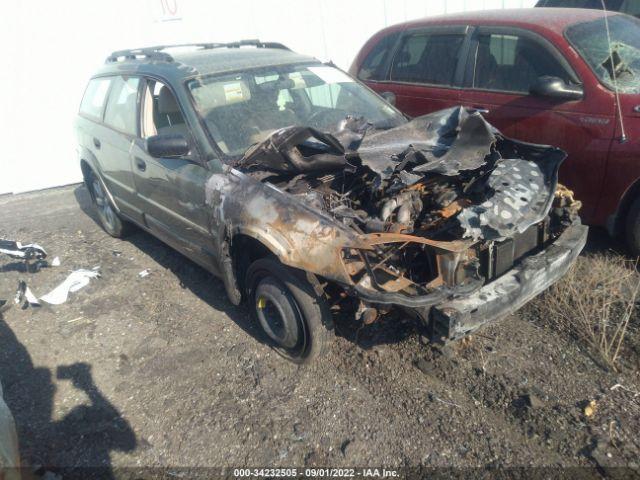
[233,106,581,299]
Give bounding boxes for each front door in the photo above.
[130,78,215,270]
[372,26,469,118]
[460,27,615,222]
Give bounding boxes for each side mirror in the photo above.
[146,134,189,158]
[530,76,584,101]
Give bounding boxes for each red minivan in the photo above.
[351,8,640,253]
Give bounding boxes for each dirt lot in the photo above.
[1,185,639,478]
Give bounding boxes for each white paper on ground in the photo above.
[40,269,100,305]
[51,257,61,267]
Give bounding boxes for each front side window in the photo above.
[188,64,405,156]
[566,14,640,94]
[390,32,465,85]
[103,76,140,135]
[473,33,571,93]
[141,80,188,139]
[357,32,400,81]
[79,77,112,120]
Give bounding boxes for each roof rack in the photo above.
[105,40,290,64]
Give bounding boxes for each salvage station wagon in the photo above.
[352,9,640,254]
[75,41,586,362]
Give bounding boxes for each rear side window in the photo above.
[390,32,465,85]
[103,76,140,135]
[357,32,400,81]
[473,33,571,93]
[79,78,112,120]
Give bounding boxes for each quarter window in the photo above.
[390,32,465,85]
[473,33,571,93]
[103,76,140,135]
[79,77,112,120]
[358,32,400,81]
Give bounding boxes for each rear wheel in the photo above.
[246,258,332,363]
[87,170,129,238]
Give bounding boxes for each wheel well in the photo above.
[613,179,640,238]
[80,160,93,182]
[230,234,274,296]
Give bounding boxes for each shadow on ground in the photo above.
[582,226,628,256]
[0,313,136,479]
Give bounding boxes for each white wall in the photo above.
[0,0,535,194]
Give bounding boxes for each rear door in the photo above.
[98,75,144,223]
[460,27,615,221]
[366,26,470,117]
[130,78,215,269]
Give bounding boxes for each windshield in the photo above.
[566,14,640,94]
[540,0,640,18]
[187,64,405,156]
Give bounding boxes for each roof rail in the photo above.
[105,40,290,64]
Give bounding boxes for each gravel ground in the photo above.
[0,185,639,479]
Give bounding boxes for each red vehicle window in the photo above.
[357,31,400,81]
[390,32,465,86]
[473,33,573,93]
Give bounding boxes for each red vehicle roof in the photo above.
[392,7,619,34]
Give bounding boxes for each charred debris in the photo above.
[232,107,581,302]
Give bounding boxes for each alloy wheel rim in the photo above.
[92,179,116,230]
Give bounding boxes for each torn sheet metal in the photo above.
[238,126,348,174]
[40,269,100,305]
[0,240,47,260]
[457,156,561,240]
[356,107,496,179]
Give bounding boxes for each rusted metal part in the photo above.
[204,105,585,321]
[354,232,473,253]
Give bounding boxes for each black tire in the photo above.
[246,258,332,363]
[86,170,130,238]
[625,196,640,258]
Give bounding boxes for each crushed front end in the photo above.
[232,106,587,340]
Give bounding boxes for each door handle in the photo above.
[93,138,101,149]
[135,158,146,172]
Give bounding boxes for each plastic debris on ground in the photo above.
[14,281,40,309]
[51,257,61,267]
[39,268,101,305]
[138,269,151,278]
[0,239,47,260]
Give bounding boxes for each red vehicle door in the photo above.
[459,27,615,222]
[362,26,470,118]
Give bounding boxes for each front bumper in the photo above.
[430,221,588,340]
[350,221,587,340]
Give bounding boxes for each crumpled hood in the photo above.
[235,106,566,242]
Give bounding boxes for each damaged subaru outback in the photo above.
[75,41,587,362]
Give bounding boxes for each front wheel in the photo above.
[246,258,333,363]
